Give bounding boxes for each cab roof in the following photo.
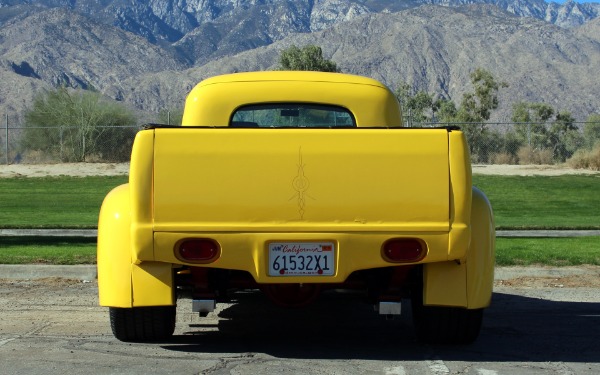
[182,71,402,128]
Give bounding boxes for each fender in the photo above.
[466,186,495,308]
[423,187,495,308]
[97,184,132,307]
[97,183,175,308]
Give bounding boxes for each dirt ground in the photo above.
[494,267,600,288]
[0,162,599,178]
[0,163,130,178]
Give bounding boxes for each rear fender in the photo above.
[97,184,133,307]
[97,184,175,307]
[423,187,495,308]
[466,187,495,308]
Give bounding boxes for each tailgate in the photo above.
[152,128,450,232]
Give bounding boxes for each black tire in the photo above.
[109,306,176,342]
[412,293,483,345]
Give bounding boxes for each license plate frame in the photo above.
[268,241,336,277]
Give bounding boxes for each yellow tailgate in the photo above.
[152,128,450,232]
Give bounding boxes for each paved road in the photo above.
[0,277,598,375]
[0,229,98,237]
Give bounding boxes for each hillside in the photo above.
[0,2,599,123]
[116,5,600,122]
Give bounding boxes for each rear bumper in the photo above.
[152,230,459,284]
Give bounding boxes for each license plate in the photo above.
[268,242,335,276]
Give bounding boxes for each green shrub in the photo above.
[21,87,137,162]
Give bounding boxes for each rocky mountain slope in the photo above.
[1,1,599,57]
[0,7,185,120]
[113,5,600,122]
[0,1,599,123]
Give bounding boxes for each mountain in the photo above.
[574,13,600,41]
[1,8,184,87]
[0,7,184,118]
[0,1,599,123]
[1,1,599,48]
[545,0,600,27]
[115,5,600,122]
[1,0,598,68]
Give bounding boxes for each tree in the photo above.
[453,69,507,162]
[395,82,436,124]
[278,45,340,72]
[435,99,458,123]
[457,68,507,123]
[548,111,583,162]
[584,114,600,149]
[21,87,137,162]
[511,102,554,149]
[511,103,584,162]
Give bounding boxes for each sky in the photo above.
[550,0,598,3]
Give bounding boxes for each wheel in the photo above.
[411,292,483,345]
[109,306,176,342]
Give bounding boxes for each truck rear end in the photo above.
[98,72,494,344]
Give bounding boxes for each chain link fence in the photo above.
[1,122,599,166]
[411,121,600,167]
[1,125,141,164]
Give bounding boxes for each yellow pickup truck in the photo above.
[98,71,495,344]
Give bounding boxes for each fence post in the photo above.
[4,114,8,165]
[82,130,86,162]
[60,127,64,161]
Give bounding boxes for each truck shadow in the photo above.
[161,291,600,363]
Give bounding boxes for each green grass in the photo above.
[473,175,600,229]
[495,237,600,266]
[0,176,127,228]
[0,174,598,230]
[0,174,599,265]
[0,236,97,264]
[0,236,598,266]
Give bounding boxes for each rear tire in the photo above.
[412,293,483,345]
[109,306,176,342]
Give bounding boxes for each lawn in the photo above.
[1,174,599,265]
[0,176,127,228]
[495,236,600,266]
[472,175,600,229]
[0,174,598,229]
[1,236,598,266]
[0,236,97,264]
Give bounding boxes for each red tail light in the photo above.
[176,239,220,263]
[382,239,426,263]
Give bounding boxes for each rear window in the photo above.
[230,104,355,128]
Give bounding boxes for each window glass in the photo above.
[231,104,355,128]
